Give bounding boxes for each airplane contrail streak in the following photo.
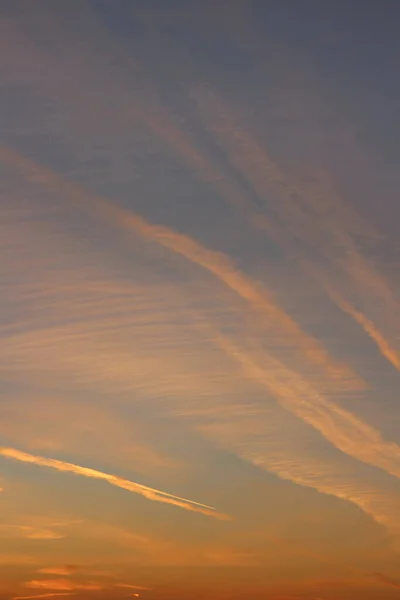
[0,447,226,519]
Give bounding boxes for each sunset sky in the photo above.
[1,1,400,599]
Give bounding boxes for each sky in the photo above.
[0,1,400,599]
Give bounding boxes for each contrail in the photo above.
[3,147,399,480]
[4,148,400,522]
[191,86,400,373]
[1,20,398,375]
[0,447,226,519]
[1,147,399,536]
[0,146,363,395]
[213,333,400,482]
[333,298,400,372]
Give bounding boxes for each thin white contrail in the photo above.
[0,447,226,519]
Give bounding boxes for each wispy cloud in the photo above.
[200,414,400,535]
[13,594,74,600]
[37,565,111,579]
[0,391,186,479]
[211,334,400,482]
[371,572,400,589]
[1,148,400,538]
[37,567,79,576]
[0,12,399,595]
[0,145,363,396]
[8,149,398,488]
[4,10,395,389]
[114,584,153,591]
[191,86,400,373]
[26,580,100,591]
[0,525,65,541]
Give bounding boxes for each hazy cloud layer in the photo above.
[0,2,399,599]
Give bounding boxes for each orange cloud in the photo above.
[13,594,74,600]
[2,12,398,382]
[212,334,400,482]
[0,145,363,396]
[115,584,153,591]
[37,566,79,576]
[0,524,65,540]
[334,298,400,371]
[26,580,101,591]
[24,529,65,541]
[2,147,400,537]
